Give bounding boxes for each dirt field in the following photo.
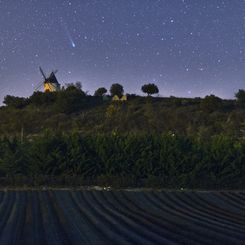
[0,190,244,244]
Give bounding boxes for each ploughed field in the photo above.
[0,190,245,245]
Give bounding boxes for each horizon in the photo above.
[0,81,239,106]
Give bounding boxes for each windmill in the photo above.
[35,67,61,92]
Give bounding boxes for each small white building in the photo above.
[112,95,127,101]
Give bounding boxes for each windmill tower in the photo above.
[36,67,61,92]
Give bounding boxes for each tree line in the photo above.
[2,82,160,109]
[3,80,245,111]
[94,83,159,97]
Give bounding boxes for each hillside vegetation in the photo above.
[1,87,245,188]
[1,86,245,139]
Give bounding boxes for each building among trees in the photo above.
[112,95,127,101]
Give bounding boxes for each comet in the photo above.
[71,40,76,48]
[61,20,76,48]
[65,28,76,48]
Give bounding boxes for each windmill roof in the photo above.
[44,72,60,84]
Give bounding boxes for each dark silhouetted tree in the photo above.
[55,89,86,114]
[110,83,124,97]
[141,83,159,96]
[235,89,245,107]
[3,95,28,109]
[65,82,83,91]
[94,87,107,96]
[75,81,82,90]
[29,91,57,106]
[200,94,222,112]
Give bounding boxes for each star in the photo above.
[0,0,243,102]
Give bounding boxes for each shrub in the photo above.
[94,87,107,96]
[3,95,29,109]
[110,83,124,97]
[235,89,245,107]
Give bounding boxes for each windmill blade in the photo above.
[39,67,47,80]
[34,81,44,91]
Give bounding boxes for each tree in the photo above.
[141,83,159,96]
[65,82,83,91]
[29,91,57,106]
[75,81,82,90]
[200,94,222,112]
[94,87,107,97]
[110,83,124,97]
[235,89,245,107]
[55,89,86,114]
[3,95,28,109]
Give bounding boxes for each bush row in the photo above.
[0,133,245,189]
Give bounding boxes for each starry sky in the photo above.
[0,0,245,103]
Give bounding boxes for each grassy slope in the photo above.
[0,96,243,138]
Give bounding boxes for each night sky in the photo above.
[1,0,245,103]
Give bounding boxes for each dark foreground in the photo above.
[0,190,245,245]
